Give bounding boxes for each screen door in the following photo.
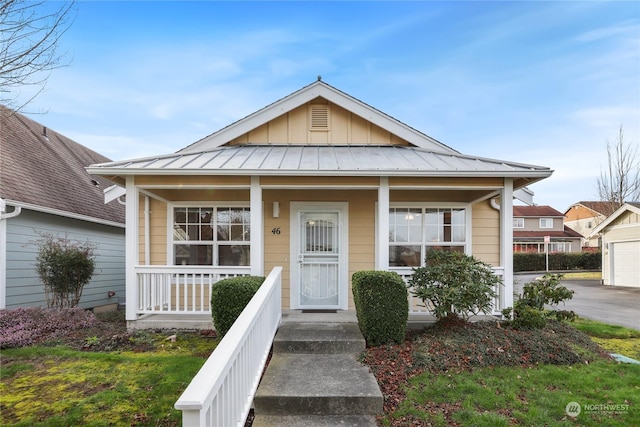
[297,210,341,308]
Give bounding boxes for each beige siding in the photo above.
[260,176,378,187]
[390,177,503,187]
[149,198,167,264]
[152,189,250,202]
[263,189,377,310]
[471,200,500,265]
[229,101,408,146]
[136,175,251,186]
[138,185,503,308]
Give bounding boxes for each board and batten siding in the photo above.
[229,101,409,146]
[4,209,125,309]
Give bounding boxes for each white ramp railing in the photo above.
[175,266,282,427]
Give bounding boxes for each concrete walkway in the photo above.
[253,311,383,426]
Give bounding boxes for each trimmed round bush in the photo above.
[352,270,408,346]
[211,276,265,337]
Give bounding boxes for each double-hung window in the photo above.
[539,218,553,229]
[172,206,250,266]
[513,217,524,228]
[389,206,468,267]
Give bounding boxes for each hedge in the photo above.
[513,252,601,272]
[211,276,265,336]
[352,270,408,346]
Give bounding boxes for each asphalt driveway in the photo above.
[514,273,640,331]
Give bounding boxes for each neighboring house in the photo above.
[513,205,582,253]
[87,80,553,329]
[589,203,640,288]
[0,106,126,310]
[564,201,619,249]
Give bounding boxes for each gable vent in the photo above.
[310,105,329,130]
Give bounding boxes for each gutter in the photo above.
[1,199,124,228]
[0,198,22,220]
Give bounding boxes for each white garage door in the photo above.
[611,241,640,288]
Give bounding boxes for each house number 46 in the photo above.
[271,227,281,235]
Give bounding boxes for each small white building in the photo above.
[589,203,640,288]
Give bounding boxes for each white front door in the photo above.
[291,203,348,310]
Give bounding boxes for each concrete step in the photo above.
[252,414,378,427]
[254,353,383,416]
[274,322,365,354]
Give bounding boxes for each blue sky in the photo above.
[22,1,640,211]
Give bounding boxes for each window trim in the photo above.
[513,217,524,228]
[168,201,251,266]
[388,202,472,268]
[539,218,554,229]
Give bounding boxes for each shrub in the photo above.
[409,250,502,322]
[513,252,601,272]
[211,276,265,337]
[352,270,408,346]
[505,274,576,329]
[35,233,96,308]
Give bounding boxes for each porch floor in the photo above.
[126,310,448,331]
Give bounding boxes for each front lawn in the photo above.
[0,308,218,426]
[363,318,639,426]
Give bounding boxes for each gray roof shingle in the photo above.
[0,106,125,225]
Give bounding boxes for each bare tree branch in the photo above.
[596,126,640,215]
[0,0,76,112]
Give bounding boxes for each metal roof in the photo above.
[88,144,552,178]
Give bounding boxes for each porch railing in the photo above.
[175,266,282,427]
[391,266,506,315]
[135,266,251,315]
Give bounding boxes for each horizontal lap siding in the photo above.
[263,190,377,310]
[472,201,500,266]
[139,183,502,309]
[5,209,125,309]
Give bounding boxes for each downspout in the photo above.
[144,196,150,265]
[0,200,23,309]
[490,197,500,211]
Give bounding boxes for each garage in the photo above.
[589,203,640,289]
[611,241,640,288]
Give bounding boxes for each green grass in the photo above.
[572,317,640,360]
[561,271,602,280]
[375,318,640,426]
[572,317,640,339]
[0,336,216,426]
[390,361,639,426]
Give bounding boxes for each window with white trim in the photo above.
[539,218,553,229]
[513,217,524,228]
[389,207,467,267]
[172,206,250,266]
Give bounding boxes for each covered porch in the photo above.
[118,170,518,330]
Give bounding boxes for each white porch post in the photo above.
[125,177,139,321]
[250,176,264,276]
[500,178,514,309]
[377,177,390,270]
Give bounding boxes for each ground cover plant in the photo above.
[361,318,639,426]
[0,307,219,426]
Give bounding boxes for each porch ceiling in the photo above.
[88,144,552,183]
